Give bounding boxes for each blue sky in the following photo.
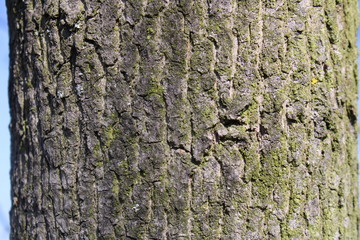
[0,1,359,239]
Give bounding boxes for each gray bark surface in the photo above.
[7,0,359,239]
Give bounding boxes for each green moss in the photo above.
[88,233,97,240]
[241,144,260,182]
[104,125,120,148]
[112,177,120,195]
[241,101,259,126]
[173,98,191,137]
[94,160,103,167]
[146,26,156,40]
[79,3,85,13]
[83,52,101,74]
[117,160,130,175]
[93,144,102,158]
[313,0,323,6]
[199,104,217,122]
[147,27,155,34]
[147,76,164,96]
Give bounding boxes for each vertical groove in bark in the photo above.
[7,0,359,239]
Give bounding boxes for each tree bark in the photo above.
[7,0,359,239]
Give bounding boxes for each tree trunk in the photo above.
[7,0,359,239]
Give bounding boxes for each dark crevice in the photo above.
[121,70,130,82]
[221,118,241,127]
[70,44,77,75]
[219,136,247,145]
[346,106,357,126]
[205,0,214,18]
[208,36,219,49]
[286,117,298,125]
[84,38,101,49]
[190,151,201,166]
[125,234,138,240]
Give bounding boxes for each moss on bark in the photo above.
[7,0,359,239]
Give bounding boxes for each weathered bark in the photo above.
[7,0,359,239]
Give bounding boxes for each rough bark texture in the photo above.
[7,0,359,239]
